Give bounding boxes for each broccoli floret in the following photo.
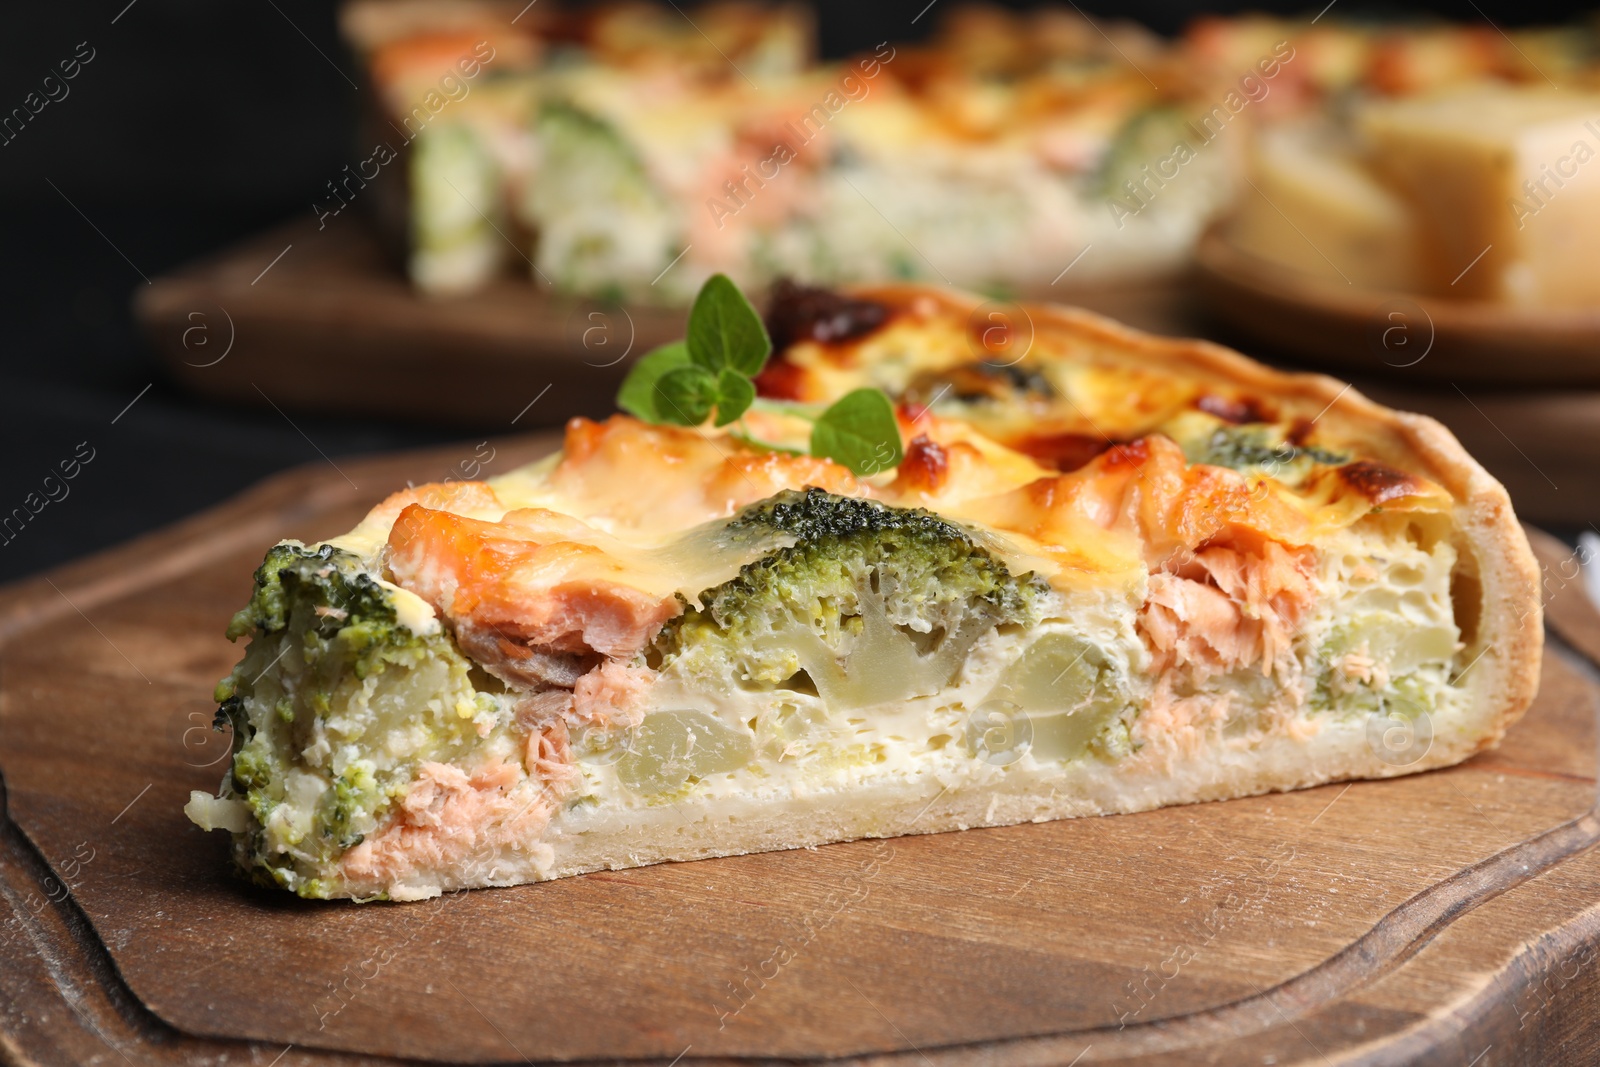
[411,121,500,267]
[527,99,680,298]
[217,543,407,756]
[1093,106,1192,200]
[1185,426,1347,477]
[207,544,493,898]
[225,543,396,644]
[652,489,1050,705]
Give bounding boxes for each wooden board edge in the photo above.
[1193,225,1600,389]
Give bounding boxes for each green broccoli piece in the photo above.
[408,121,504,296]
[526,99,679,297]
[1093,106,1192,201]
[225,543,397,642]
[652,489,1049,705]
[209,544,491,898]
[1184,425,1347,477]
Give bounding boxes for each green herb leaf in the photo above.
[617,341,693,422]
[713,368,755,427]
[617,277,902,474]
[653,364,719,426]
[810,388,904,476]
[687,273,771,377]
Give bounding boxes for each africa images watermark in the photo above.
[1108,40,1297,229]
[1513,938,1597,1032]
[314,40,499,229]
[1508,119,1600,230]
[2,40,96,147]
[704,42,898,230]
[0,441,97,548]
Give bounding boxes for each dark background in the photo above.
[1,0,1592,583]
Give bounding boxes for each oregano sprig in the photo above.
[617,274,904,476]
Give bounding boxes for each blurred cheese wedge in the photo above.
[1229,121,1422,290]
[1360,86,1600,307]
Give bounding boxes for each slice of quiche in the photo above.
[187,281,1541,901]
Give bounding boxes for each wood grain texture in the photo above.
[3,441,1599,1066]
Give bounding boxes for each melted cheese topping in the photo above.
[320,295,1453,647]
[324,403,1450,626]
[762,293,1451,498]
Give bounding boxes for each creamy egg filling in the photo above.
[192,495,1468,903]
[190,384,1473,903]
[553,522,1461,819]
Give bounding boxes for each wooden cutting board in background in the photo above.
[1193,224,1600,389]
[133,218,1600,528]
[3,437,1600,1065]
[132,217,1201,427]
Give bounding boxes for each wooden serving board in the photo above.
[1194,223,1600,389]
[3,439,1600,1064]
[132,217,1202,430]
[134,218,1600,527]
